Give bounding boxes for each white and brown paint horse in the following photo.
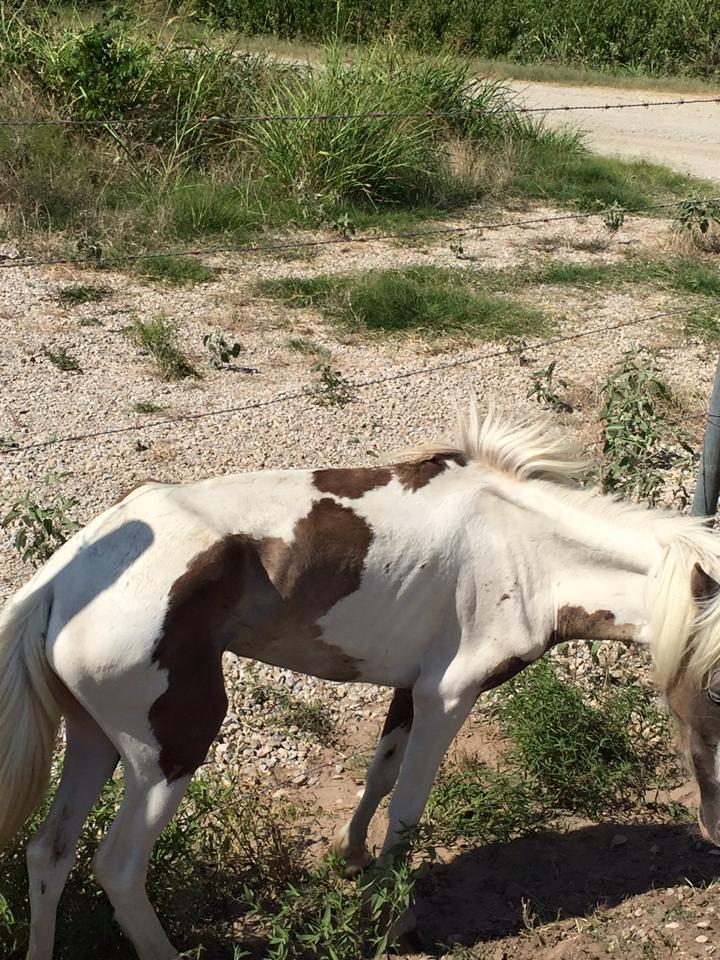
[2,403,720,960]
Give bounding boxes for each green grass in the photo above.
[132,401,164,414]
[128,317,200,380]
[136,256,215,286]
[0,9,710,263]
[467,255,720,314]
[514,147,713,211]
[258,266,548,339]
[56,283,112,306]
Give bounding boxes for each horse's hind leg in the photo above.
[331,688,413,875]
[26,699,119,960]
[92,766,191,960]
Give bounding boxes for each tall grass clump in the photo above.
[0,5,709,257]
[244,41,552,207]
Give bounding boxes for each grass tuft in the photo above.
[132,401,164,414]
[136,257,215,286]
[129,317,200,380]
[43,345,82,372]
[259,266,547,340]
[56,284,112,306]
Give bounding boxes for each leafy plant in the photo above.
[310,362,356,407]
[675,195,720,238]
[203,332,242,369]
[599,348,696,506]
[246,853,419,960]
[527,360,572,412]
[43,345,82,373]
[601,200,625,234]
[129,317,199,380]
[1,472,81,566]
[133,401,164,414]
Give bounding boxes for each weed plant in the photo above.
[1,472,80,566]
[599,348,696,506]
[129,317,200,380]
[56,284,112,305]
[495,660,679,818]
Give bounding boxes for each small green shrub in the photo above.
[527,360,572,412]
[1,472,80,566]
[202,332,242,369]
[426,759,549,845]
[132,401,164,414]
[496,660,678,818]
[310,362,356,407]
[599,348,696,506]
[129,317,200,380]
[246,853,418,960]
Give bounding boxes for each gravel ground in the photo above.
[2,203,719,957]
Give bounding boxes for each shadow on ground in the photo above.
[413,821,720,951]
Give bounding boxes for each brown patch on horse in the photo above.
[691,563,720,605]
[381,689,414,738]
[149,499,372,782]
[480,656,527,693]
[549,605,636,647]
[312,466,392,499]
[393,452,467,492]
[115,478,164,505]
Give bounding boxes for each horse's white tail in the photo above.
[0,580,62,850]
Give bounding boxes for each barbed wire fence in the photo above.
[1,92,719,498]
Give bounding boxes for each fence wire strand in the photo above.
[3,302,718,456]
[1,95,719,128]
[3,196,719,271]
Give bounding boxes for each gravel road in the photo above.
[508,80,720,183]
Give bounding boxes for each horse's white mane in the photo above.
[402,399,720,692]
[401,399,590,484]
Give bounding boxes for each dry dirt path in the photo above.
[507,80,720,183]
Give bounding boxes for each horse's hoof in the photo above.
[329,823,373,877]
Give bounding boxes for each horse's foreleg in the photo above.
[381,678,475,856]
[26,701,119,960]
[331,687,413,875]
